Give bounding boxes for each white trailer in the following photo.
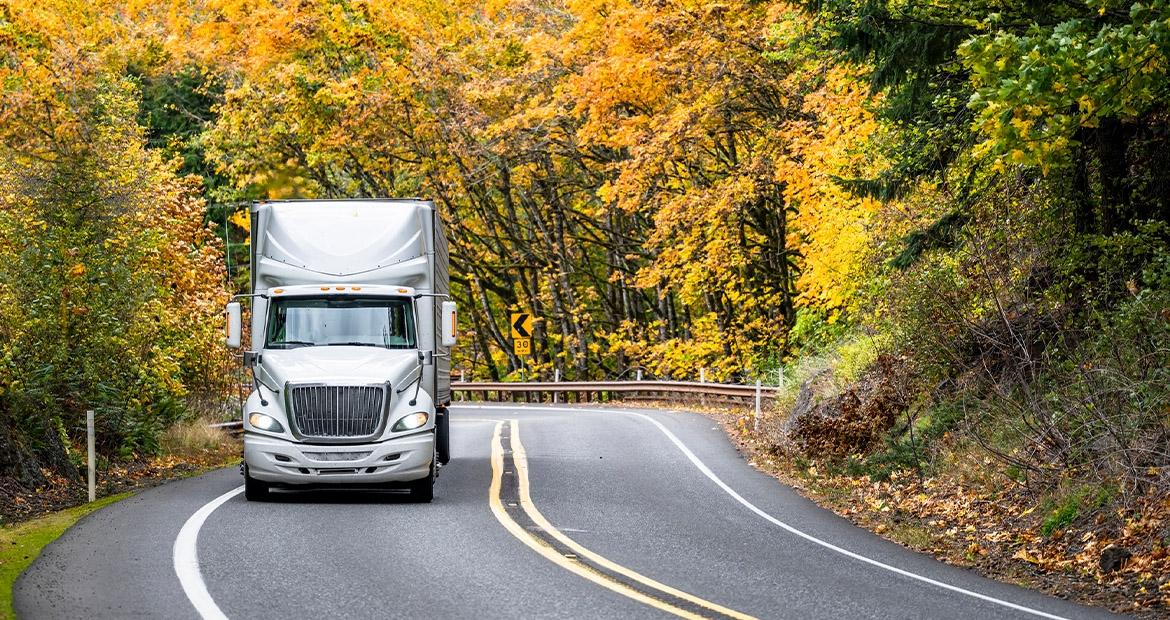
[225,199,456,502]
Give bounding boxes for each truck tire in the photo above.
[408,442,436,503]
[436,407,450,465]
[244,465,270,501]
[408,464,434,503]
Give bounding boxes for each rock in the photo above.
[1099,545,1132,573]
[788,379,818,421]
[781,369,831,437]
[782,355,907,458]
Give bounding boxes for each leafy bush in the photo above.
[980,289,1170,493]
[850,401,969,481]
[788,308,850,357]
[0,78,230,484]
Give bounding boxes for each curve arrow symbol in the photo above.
[511,313,532,338]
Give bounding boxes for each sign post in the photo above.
[86,410,95,503]
[754,379,762,432]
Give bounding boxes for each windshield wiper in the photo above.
[269,340,315,349]
[326,342,382,347]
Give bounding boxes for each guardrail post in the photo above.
[700,368,706,407]
[86,409,95,503]
[553,368,560,404]
[753,379,762,432]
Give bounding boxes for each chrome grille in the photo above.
[287,385,386,439]
[302,451,372,462]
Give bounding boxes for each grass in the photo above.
[0,492,132,620]
[1038,484,1116,537]
[0,416,236,619]
[161,416,235,458]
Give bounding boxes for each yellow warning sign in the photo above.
[510,313,533,339]
[513,337,531,356]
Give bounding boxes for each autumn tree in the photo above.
[0,0,229,483]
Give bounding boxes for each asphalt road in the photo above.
[15,404,1121,619]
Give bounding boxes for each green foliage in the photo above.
[1058,221,1170,300]
[134,65,224,180]
[846,401,968,481]
[1040,499,1080,536]
[834,337,885,385]
[1043,493,1076,533]
[788,308,849,356]
[970,287,1170,491]
[0,67,229,481]
[888,210,968,269]
[962,0,1170,171]
[1039,485,1116,536]
[805,0,978,205]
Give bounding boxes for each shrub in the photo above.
[0,78,230,484]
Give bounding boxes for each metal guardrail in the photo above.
[210,420,244,433]
[451,380,779,404]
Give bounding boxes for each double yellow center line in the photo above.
[488,420,757,620]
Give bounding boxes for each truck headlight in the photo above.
[392,412,429,432]
[249,413,284,433]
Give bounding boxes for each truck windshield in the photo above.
[266,297,416,349]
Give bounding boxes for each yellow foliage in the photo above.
[0,0,891,379]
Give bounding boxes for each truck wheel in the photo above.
[244,465,270,502]
[408,455,435,503]
[436,407,450,465]
[408,471,434,503]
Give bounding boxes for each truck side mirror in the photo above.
[226,302,242,349]
[441,301,457,347]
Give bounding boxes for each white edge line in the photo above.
[454,404,1071,620]
[173,485,243,620]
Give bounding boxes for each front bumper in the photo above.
[245,431,434,486]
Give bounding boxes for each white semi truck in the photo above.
[225,199,456,502]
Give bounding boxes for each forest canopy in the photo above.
[2,0,1169,500]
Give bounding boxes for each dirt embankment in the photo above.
[684,370,1170,619]
[1,432,238,526]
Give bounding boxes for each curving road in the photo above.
[15,405,1118,619]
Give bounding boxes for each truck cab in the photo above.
[225,200,456,502]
